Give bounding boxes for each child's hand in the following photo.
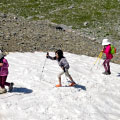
[46,52,49,58]
[101,47,105,52]
[0,63,3,67]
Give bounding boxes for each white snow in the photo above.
[0,52,120,120]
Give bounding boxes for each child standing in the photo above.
[102,39,113,75]
[46,50,76,87]
[0,50,14,93]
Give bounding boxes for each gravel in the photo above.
[0,12,119,64]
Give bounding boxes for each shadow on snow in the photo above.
[117,73,120,77]
[74,84,86,91]
[12,87,33,94]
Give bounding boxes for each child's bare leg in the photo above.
[65,70,75,83]
[58,76,62,85]
[57,71,64,86]
[69,75,74,82]
[69,75,75,83]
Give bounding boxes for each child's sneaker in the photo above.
[9,82,14,92]
[56,84,62,87]
[108,70,111,74]
[69,82,76,86]
[102,71,110,75]
[0,88,7,94]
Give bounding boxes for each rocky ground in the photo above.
[0,13,119,64]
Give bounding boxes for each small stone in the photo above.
[83,22,89,26]
[2,14,7,18]
[68,5,74,9]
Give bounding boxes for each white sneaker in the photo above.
[0,87,7,94]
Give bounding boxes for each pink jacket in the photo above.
[0,58,9,76]
[103,45,113,59]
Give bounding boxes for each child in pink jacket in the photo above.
[0,50,14,93]
[102,39,113,75]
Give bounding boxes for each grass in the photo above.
[0,0,120,39]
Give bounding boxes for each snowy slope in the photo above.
[0,52,120,120]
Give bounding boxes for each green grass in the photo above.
[0,0,120,39]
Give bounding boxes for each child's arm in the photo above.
[105,46,111,54]
[46,52,56,60]
[103,45,111,54]
[102,46,107,53]
[0,59,9,67]
[101,46,105,52]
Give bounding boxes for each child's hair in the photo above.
[0,57,4,63]
[0,50,4,62]
[55,49,64,61]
